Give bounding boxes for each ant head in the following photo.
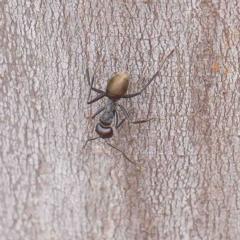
[95,123,113,139]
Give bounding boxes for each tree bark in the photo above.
[1,0,239,239]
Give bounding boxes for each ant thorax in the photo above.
[99,99,116,126]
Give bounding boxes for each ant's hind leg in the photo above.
[122,71,159,99]
[87,92,106,105]
[86,69,105,94]
[122,50,174,99]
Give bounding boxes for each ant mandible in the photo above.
[84,50,174,163]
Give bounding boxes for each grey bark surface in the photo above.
[1,0,240,239]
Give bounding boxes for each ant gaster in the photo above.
[84,50,174,163]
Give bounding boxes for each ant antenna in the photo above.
[83,136,100,149]
[83,137,135,164]
[104,140,135,164]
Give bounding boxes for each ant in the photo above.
[84,50,174,163]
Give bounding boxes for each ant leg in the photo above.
[104,140,135,164]
[87,70,106,104]
[114,110,126,129]
[122,50,174,99]
[116,118,126,129]
[114,110,119,127]
[118,104,155,124]
[92,107,105,119]
[87,92,106,104]
[86,69,105,94]
[122,71,159,99]
[83,136,99,148]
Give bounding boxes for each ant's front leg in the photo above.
[113,110,126,129]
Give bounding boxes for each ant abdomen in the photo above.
[106,73,129,100]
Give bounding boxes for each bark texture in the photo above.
[1,0,240,239]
